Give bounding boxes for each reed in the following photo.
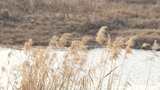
[96,26,109,46]
[19,28,139,90]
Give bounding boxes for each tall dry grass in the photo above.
[18,25,160,90]
[18,26,137,90]
[96,26,109,46]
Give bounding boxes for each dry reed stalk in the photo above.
[104,36,126,90]
[110,38,123,60]
[125,36,138,55]
[20,40,59,90]
[115,36,135,90]
[20,48,49,90]
[19,32,133,90]
[107,43,121,90]
[61,39,91,89]
[23,39,33,52]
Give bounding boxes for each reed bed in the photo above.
[18,26,137,90]
[15,26,160,90]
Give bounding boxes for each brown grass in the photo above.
[19,32,131,90]
[0,0,160,47]
[80,35,95,49]
[19,29,160,90]
[58,33,75,48]
[96,26,109,46]
[49,35,60,48]
[1,0,159,89]
[20,49,49,90]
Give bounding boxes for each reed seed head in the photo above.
[96,26,109,46]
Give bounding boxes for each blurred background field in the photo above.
[0,0,160,48]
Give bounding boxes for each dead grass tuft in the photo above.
[125,36,138,54]
[80,35,94,49]
[96,26,110,46]
[59,33,75,48]
[20,48,50,90]
[49,35,60,48]
[19,25,153,90]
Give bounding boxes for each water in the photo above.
[0,47,160,90]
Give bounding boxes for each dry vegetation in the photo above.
[0,0,160,89]
[16,26,159,90]
[0,0,160,49]
[96,26,109,46]
[18,30,134,90]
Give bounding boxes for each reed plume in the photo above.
[96,26,110,46]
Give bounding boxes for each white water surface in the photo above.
[0,47,160,90]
